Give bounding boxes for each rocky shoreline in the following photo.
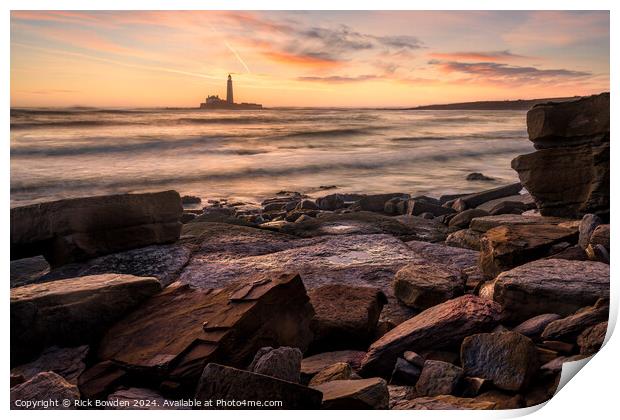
[10,92,610,410]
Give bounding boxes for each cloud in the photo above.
[429,50,526,62]
[429,60,592,85]
[297,74,379,83]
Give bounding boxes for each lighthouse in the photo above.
[226,74,234,104]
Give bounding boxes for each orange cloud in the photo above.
[261,50,342,69]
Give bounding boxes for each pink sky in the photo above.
[10,10,609,107]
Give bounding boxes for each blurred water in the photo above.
[10,107,534,207]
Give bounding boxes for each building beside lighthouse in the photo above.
[200,75,262,110]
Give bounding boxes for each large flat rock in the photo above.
[469,214,573,233]
[311,378,389,409]
[492,259,609,322]
[359,295,502,377]
[11,274,161,365]
[97,273,314,390]
[178,225,427,324]
[11,191,183,267]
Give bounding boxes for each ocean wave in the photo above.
[11,144,531,195]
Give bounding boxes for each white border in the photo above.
[3,1,616,419]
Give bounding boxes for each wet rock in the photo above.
[479,223,579,278]
[296,199,319,210]
[309,362,354,386]
[541,299,609,342]
[11,345,89,385]
[476,193,535,213]
[78,361,127,400]
[360,295,502,376]
[394,215,449,242]
[579,214,602,249]
[469,214,572,233]
[415,360,463,396]
[449,209,489,229]
[489,201,528,215]
[388,385,416,409]
[407,200,456,217]
[389,358,421,385]
[406,240,479,271]
[10,256,50,288]
[513,314,563,339]
[393,263,464,310]
[493,259,609,322]
[311,378,389,409]
[196,363,322,409]
[403,351,425,368]
[106,388,181,410]
[248,347,302,383]
[392,395,496,410]
[359,193,410,213]
[301,350,366,382]
[11,274,161,365]
[181,195,201,205]
[316,194,345,211]
[451,183,522,211]
[577,322,607,355]
[461,331,539,391]
[513,93,609,219]
[309,285,387,352]
[39,243,191,287]
[97,273,314,389]
[384,197,408,215]
[11,190,183,267]
[466,172,494,181]
[445,229,481,250]
[178,225,425,323]
[10,371,80,410]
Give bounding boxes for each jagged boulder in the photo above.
[96,273,314,390]
[359,295,502,376]
[248,347,303,383]
[512,93,609,220]
[393,263,464,310]
[10,371,80,410]
[461,332,539,392]
[11,190,183,267]
[414,360,463,397]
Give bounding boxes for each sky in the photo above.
[10,10,610,107]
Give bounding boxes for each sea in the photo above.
[10,107,535,208]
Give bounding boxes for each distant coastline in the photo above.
[406,96,581,111]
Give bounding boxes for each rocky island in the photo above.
[10,92,610,410]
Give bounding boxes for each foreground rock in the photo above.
[461,332,539,392]
[178,224,427,324]
[469,214,573,233]
[97,273,314,391]
[311,378,389,409]
[360,295,502,376]
[541,299,609,342]
[393,263,464,310]
[248,347,302,383]
[479,223,578,278]
[11,190,183,267]
[308,285,386,351]
[196,364,322,409]
[11,372,80,410]
[11,274,161,365]
[309,362,354,386]
[39,243,191,287]
[414,360,463,396]
[11,345,89,384]
[577,322,607,355]
[492,259,609,322]
[301,350,365,383]
[512,93,609,220]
